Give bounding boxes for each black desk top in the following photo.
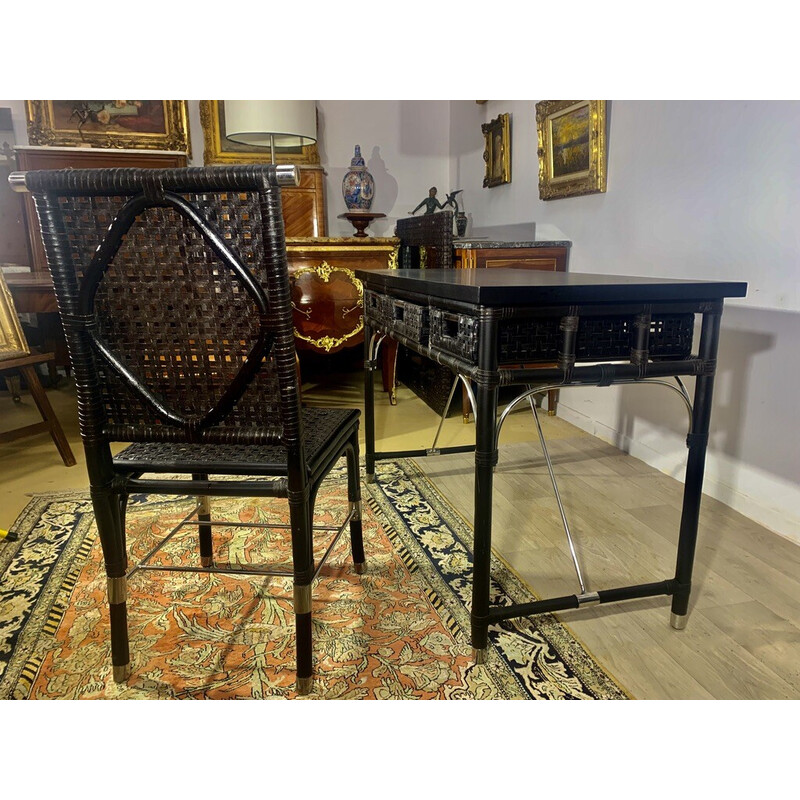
[356,269,748,306]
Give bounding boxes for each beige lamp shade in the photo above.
[224,100,317,148]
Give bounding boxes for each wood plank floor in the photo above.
[418,439,800,700]
[2,366,798,700]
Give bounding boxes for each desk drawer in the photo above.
[430,308,479,360]
[365,290,429,345]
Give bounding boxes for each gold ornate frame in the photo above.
[199,101,320,165]
[482,113,511,188]
[25,101,191,154]
[536,100,607,200]
[0,273,30,361]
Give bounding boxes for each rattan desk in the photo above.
[357,268,747,662]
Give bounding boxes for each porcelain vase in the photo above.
[342,145,375,211]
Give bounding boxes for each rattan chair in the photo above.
[14,164,365,694]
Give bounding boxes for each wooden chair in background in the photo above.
[0,273,75,466]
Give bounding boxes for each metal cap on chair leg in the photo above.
[113,663,132,683]
[353,561,365,574]
[670,612,688,630]
[296,676,313,695]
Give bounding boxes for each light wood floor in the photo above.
[2,365,798,700]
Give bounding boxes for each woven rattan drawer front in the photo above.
[389,298,429,345]
[430,309,695,364]
[365,290,429,345]
[430,308,478,361]
[365,290,391,329]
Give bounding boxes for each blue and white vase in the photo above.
[342,145,375,211]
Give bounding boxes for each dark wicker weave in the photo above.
[430,308,695,364]
[23,164,364,694]
[392,212,457,411]
[395,211,453,269]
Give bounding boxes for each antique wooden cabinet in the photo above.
[15,146,189,275]
[454,242,569,272]
[288,236,400,398]
[282,167,326,237]
[288,237,398,354]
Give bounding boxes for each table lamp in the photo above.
[224,100,317,163]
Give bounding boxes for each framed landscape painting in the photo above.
[536,100,607,200]
[25,101,191,154]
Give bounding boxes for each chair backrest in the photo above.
[24,165,302,449]
[395,211,453,269]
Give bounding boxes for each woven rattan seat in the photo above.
[17,164,365,695]
[116,408,359,475]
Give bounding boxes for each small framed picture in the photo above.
[536,100,607,200]
[482,113,511,188]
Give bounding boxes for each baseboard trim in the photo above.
[557,405,800,546]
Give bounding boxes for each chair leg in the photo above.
[91,486,131,682]
[294,583,313,695]
[346,431,365,573]
[193,474,213,567]
[289,495,315,695]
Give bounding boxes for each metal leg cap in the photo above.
[353,561,365,574]
[200,556,213,567]
[113,663,132,683]
[670,612,688,630]
[296,676,313,696]
[365,473,375,484]
[472,647,487,665]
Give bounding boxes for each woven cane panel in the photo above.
[396,212,453,270]
[57,191,285,433]
[114,408,359,473]
[429,310,694,364]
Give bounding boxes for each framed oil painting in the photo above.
[25,101,191,154]
[199,100,319,165]
[536,100,607,200]
[481,113,511,187]
[0,273,29,362]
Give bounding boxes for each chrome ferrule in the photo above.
[107,576,127,605]
[293,584,312,615]
[670,612,688,630]
[8,171,29,193]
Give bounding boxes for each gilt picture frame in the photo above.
[199,101,320,165]
[25,101,191,155]
[536,100,607,200]
[482,113,511,188]
[0,273,30,362]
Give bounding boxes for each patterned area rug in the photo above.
[0,459,627,700]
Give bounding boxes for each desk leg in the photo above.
[471,312,500,662]
[364,323,377,483]
[671,308,721,629]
